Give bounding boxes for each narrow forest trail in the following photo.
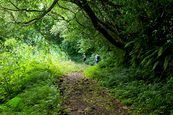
[58,71,131,115]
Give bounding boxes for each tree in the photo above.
[0,0,125,49]
[1,0,173,77]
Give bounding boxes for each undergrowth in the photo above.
[0,38,84,114]
[84,62,173,114]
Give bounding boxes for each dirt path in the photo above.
[59,71,131,115]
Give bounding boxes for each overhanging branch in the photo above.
[15,0,59,25]
[57,2,76,14]
[0,0,42,12]
[8,0,19,10]
[72,0,125,50]
[0,6,43,12]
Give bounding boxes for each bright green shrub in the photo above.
[4,38,19,51]
[1,82,62,115]
[0,42,63,100]
[84,65,100,79]
[0,38,74,114]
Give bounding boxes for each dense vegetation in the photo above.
[0,38,84,114]
[0,0,173,114]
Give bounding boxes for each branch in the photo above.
[34,23,47,38]
[57,1,85,26]
[50,11,66,20]
[0,6,43,12]
[72,0,125,50]
[50,11,76,23]
[83,31,100,40]
[57,2,76,14]
[56,2,87,27]
[81,10,90,19]
[9,11,17,23]
[74,9,87,28]
[16,0,59,25]
[8,0,20,10]
[99,1,120,34]
[0,0,42,12]
[91,3,105,22]
[75,17,86,28]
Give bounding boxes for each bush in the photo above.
[0,81,62,115]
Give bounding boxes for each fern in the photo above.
[6,97,21,108]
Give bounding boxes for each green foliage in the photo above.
[6,97,21,109]
[123,0,173,78]
[0,38,84,114]
[1,82,62,114]
[84,65,100,78]
[1,0,173,114]
[84,65,173,114]
[4,38,19,50]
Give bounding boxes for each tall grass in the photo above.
[0,38,83,114]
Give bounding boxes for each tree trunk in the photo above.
[71,0,125,51]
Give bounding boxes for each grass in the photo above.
[84,63,173,114]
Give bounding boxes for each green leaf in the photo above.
[144,49,155,56]
[124,41,135,48]
[164,56,170,70]
[146,58,153,67]
[158,47,163,57]
[141,57,147,66]
[152,61,159,70]
[141,50,157,66]
[157,45,169,58]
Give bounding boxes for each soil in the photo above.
[58,71,131,115]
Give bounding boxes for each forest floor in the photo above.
[58,71,131,115]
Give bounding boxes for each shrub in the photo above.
[84,65,173,114]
